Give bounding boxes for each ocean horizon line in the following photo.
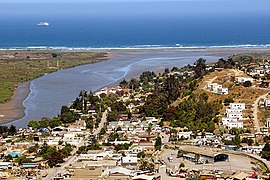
[1,44,270,51]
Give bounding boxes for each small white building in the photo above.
[121,156,138,165]
[227,111,243,119]
[226,109,242,114]
[222,117,238,125]
[236,77,254,83]
[178,131,193,139]
[226,121,243,129]
[217,87,229,95]
[207,83,222,93]
[241,145,264,154]
[230,103,245,110]
[264,99,270,109]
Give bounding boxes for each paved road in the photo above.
[93,109,108,136]
[253,92,268,132]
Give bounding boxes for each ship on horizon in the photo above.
[37,21,49,26]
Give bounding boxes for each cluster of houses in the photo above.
[222,103,245,129]
[94,86,130,96]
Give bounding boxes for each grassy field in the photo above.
[0,50,108,103]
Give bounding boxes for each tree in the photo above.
[137,151,146,158]
[193,58,207,78]
[155,136,162,150]
[247,138,254,146]
[179,163,185,168]
[195,153,200,162]
[16,156,32,165]
[28,120,40,129]
[224,97,234,106]
[128,111,132,120]
[147,123,152,136]
[99,128,106,135]
[8,125,17,135]
[47,151,64,167]
[138,159,155,172]
[243,81,252,87]
[116,126,122,131]
[261,143,270,160]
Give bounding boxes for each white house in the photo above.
[226,109,242,114]
[222,117,238,125]
[264,99,270,109]
[178,131,193,139]
[121,156,138,165]
[227,111,243,119]
[226,121,243,129]
[241,145,264,154]
[217,87,229,95]
[207,83,222,93]
[230,103,245,110]
[236,77,254,83]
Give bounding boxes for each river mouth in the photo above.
[3,48,270,128]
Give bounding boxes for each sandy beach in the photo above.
[1,47,270,126]
[0,81,31,125]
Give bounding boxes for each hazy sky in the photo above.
[0,0,269,18]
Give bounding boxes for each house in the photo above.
[132,174,161,180]
[264,99,270,109]
[230,103,245,110]
[0,162,12,170]
[226,109,243,114]
[266,119,270,128]
[217,87,229,95]
[144,147,156,155]
[121,156,138,166]
[207,83,222,93]
[178,131,193,139]
[108,167,134,178]
[226,121,243,129]
[240,145,264,154]
[227,111,243,120]
[236,77,254,83]
[222,117,238,125]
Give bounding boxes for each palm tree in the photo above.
[147,123,152,136]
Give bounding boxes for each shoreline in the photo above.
[1,47,270,126]
[0,81,31,125]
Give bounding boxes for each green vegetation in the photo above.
[38,142,72,167]
[138,159,155,172]
[154,136,162,150]
[0,50,107,103]
[0,125,17,136]
[261,142,270,160]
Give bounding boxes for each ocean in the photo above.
[0,1,270,49]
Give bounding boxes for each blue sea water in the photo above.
[0,1,270,49]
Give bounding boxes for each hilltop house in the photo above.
[230,103,245,110]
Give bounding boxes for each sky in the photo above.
[0,0,269,18]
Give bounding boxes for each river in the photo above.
[4,50,240,127]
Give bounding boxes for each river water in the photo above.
[6,51,227,127]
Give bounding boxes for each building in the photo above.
[236,77,254,83]
[226,121,243,129]
[178,131,193,139]
[217,87,229,95]
[121,156,138,166]
[230,103,245,110]
[264,99,270,109]
[227,111,243,120]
